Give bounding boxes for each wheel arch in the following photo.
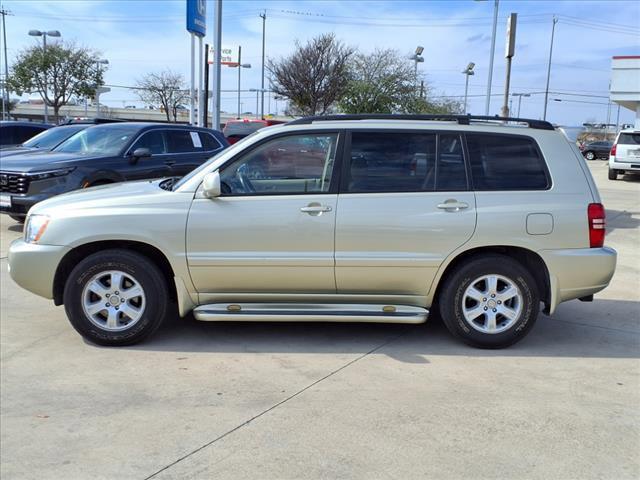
[430,245,551,313]
[53,240,177,306]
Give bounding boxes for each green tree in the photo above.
[267,33,354,116]
[8,42,104,123]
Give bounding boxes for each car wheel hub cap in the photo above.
[81,270,146,332]
[461,274,523,334]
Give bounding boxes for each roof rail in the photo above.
[286,114,555,131]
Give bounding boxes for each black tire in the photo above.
[63,249,169,346]
[608,168,618,180]
[439,254,539,348]
[9,214,25,223]
[584,151,595,160]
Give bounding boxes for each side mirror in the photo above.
[202,171,221,198]
[131,147,152,161]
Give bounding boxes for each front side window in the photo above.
[345,132,467,193]
[130,130,166,155]
[220,133,339,195]
[466,134,549,190]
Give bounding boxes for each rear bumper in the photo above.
[539,247,617,314]
[7,239,69,299]
[610,158,640,171]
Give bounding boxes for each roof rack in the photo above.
[286,114,555,131]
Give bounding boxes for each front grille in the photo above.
[0,172,30,194]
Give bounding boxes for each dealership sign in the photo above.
[186,0,206,37]
[208,46,237,65]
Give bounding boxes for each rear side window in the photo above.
[199,132,222,151]
[466,134,549,190]
[166,130,204,153]
[345,132,468,193]
[14,126,46,144]
[618,133,640,145]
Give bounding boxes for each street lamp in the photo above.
[462,62,475,114]
[228,45,251,119]
[28,29,61,123]
[94,59,108,116]
[474,0,499,115]
[511,92,530,117]
[409,45,425,81]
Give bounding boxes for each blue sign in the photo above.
[186,0,206,37]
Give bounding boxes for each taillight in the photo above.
[588,203,606,248]
[610,144,617,156]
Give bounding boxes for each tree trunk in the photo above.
[53,103,60,125]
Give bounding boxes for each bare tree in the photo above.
[135,70,188,122]
[267,33,354,116]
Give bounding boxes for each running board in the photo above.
[193,303,429,324]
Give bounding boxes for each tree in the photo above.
[8,42,104,123]
[267,33,354,116]
[404,96,464,115]
[135,70,188,122]
[0,98,18,117]
[339,49,417,114]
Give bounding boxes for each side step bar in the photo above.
[193,303,428,324]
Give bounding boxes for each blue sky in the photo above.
[1,0,638,125]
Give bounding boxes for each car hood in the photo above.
[0,146,39,157]
[0,151,106,173]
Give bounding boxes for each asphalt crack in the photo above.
[143,327,411,479]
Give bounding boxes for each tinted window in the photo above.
[346,132,467,193]
[619,133,640,145]
[14,126,46,144]
[0,126,15,145]
[131,130,166,154]
[199,132,222,151]
[220,133,338,195]
[466,134,549,190]
[166,130,203,153]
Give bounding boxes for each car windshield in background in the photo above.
[224,122,267,136]
[618,133,640,145]
[54,126,139,155]
[22,126,86,150]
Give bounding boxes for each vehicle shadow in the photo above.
[606,209,640,232]
[119,299,640,362]
[8,224,23,233]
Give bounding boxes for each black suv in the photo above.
[0,122,228,220]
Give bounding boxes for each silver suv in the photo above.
[8,115,617,348]
[609,128,640,180]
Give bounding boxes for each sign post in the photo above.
[501,13,517,118]
[186,0,206,125]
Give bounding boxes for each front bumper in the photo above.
[539,246,617,314]
[0,193,54,217]
[7,239,70,299]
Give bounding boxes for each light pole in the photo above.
[259,10,266,119]
[229,45,251,118]
[475,0,499,115]
[94,59,108,117]
[512,93,530,117]
[462,62,475,114]
[28,29,61,123]
[409,46,424,87]
[543,16,558,121]
[250,88,269,119]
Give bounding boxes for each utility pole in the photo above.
[501,13,517,118]
[485,0,499,115]
[211,0,222,130]
[543,16,558,121]
[259,10,266,119]
[237,45,242,118]
[1,8,11,121]
[189,33,195,125]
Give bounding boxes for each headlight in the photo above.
[24,214,50,243]
[29,167,76,181]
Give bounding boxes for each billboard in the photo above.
[186,0,206,37]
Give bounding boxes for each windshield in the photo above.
[22,126,86,149]
[54,125,139,155]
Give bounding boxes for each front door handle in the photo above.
[300,203,332,216]
[164,160,176,166]
[437,199,469,212]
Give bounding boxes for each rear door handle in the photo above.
[300,204,332,216]
[437,199,469,211]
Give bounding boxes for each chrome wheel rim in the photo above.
[81,270,146,332]
[462,274,522,334]
[586,152,595,160]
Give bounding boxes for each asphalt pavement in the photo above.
[1,161,638,480]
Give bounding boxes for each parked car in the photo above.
[0,124,88,158]
[0,122,228,221]
[222,118,285,144]
[580,140,613,160]
[609,129,640,180]
[61,117,128,125]
[7,114,616,348]
[0,121,52,147]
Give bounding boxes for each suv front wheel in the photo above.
[63,249,169,346]
[439,255,539,348]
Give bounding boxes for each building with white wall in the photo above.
[611,56,640,129]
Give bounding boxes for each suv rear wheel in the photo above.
[439,254,539,348]
[608,168,618,180]
[63,249,169,346]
